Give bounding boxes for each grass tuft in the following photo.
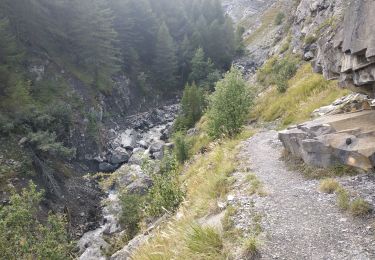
[242,236,259,258]
[350,198,372,217]
[319,178,340,194]
[186,225,224,258]
[336,187,350,211]
[246,173,267,196]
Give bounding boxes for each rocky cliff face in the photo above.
[281,0,375,95]
[222,0,275,23]
[226,0,375,95]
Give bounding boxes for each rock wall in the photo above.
[289,0,375,95]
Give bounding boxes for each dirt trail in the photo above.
[230,130,375,259]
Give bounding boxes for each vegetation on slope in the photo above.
[111,68,254,259]
[252,62,350,127]
[132,130,253,259]
[0,182,74,259]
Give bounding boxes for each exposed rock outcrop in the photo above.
[288,0,375,95]
[335,0,375,89]
[279,110,375,171]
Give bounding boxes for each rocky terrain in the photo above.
[79,104,177,259]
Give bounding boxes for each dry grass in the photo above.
[252,63,350,128]
[319,178,340,194]
[335,187,371,217]
[350,198,372,217]
[247,173,267,196]
[186,225,225,259]
[336,187,350,211]
[242,236,259,259]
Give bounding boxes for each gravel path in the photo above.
[230,130,375,260]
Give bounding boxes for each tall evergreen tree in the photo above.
[153,22,178,91]
[67,0,120,90]
[188,48,215,87]
[109,0,157,77]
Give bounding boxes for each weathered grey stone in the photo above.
[304,51,315,61]
[109,147,130,164]
[279,110,375,171]
[116,129,139,149]
[116,164,152,195]
[149,141,165,153]
[128,148,146,165]
[99,162,118,172]
[152,151,164,160]
[138,140,149,149]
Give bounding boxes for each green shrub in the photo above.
[174,132,190,163]
[174,83,205,131]
[207,67,253,138]
[280,35,291,54]
[0,182,74,259]
[27,131,76,159]
[145,152,184,217]
[257,55,299,93]
[274,12,285,25]
[119,192,144,239]
[0,113,14,135]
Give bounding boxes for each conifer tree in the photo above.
[188,48,215,87]
[68,0,120,90]
[153,22,178,91]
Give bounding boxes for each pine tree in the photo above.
[188,48,215,87]
[235,25,246,55]
[68,0,120,91]
[0,17,31,115]
[153,22,178,91]
[109,0,157,76]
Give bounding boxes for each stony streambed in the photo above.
[78,104,178,259]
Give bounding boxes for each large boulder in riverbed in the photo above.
[116,164,152,195]
[128,148,146,165]
[149,141,165,153]
[99,162,118,172]
[279,110,375,171]
[109,147,130,164]
[114,129,139,150]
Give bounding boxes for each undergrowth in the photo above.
[252,63,350,128]
[131,129,255,259]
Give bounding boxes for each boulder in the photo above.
[138,140,149,149]
[128,148,146,165]
[116,164,152,195]
[279,110,375,171]
[109,147,130,164]
[152,151,164,160]
[99,162,118,172]
[116,129,139,149]
[149,141,165,153]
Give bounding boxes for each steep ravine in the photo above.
[78,104,178,259]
